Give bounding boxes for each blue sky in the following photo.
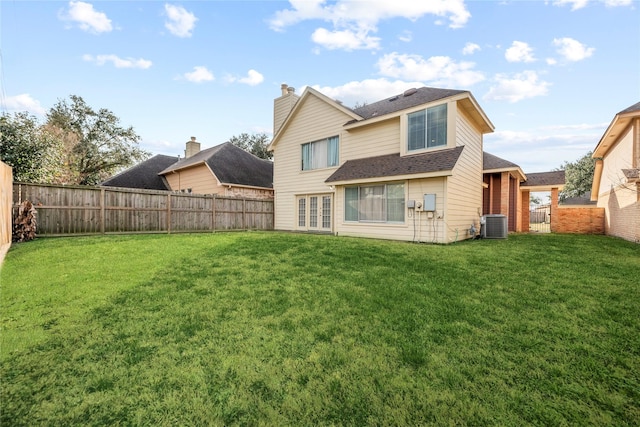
[1,0,638,173]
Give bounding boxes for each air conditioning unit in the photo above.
[481,214,508,239]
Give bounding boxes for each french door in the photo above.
[297,194,332,232]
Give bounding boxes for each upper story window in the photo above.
[302,136,339,171]
[408,104,447,151]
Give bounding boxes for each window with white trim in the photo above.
[408,104,447,151]
[302,136,339,170]
[344,183,405,223]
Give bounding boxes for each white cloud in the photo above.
[83,54,152,69]
[462,42,480,55]
[311,78,426,106]
[552,0,632,9]
[553,37,595,62]
[505,41,536,63]
[376,52,485,88]
[484,71,551,103]
[228,69,265,86]
[311,27,381,50]
[268,0,470,51]
[181,66,214,83]
[398,31,412,43]
[59,1,112,34]
[551,0,589,10]
[164,4,197,38]
[3,94,47,116]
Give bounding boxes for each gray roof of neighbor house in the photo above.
[159,142,273,189]
[102,154,178,190]
[618,101,640,115]
[521,170,566,187]
[560,191,596,205]
[325,146,464,183]
[349,87,467,122]
[483,152,521,171]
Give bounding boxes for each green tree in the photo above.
[559,151,595,201]
[47,95,149,185]
[228,132,272,160]
[0,112,63,182]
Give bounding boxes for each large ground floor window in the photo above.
[344,183,405,223]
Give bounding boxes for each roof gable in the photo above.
[593,101,640,158]
[268,87,362,150]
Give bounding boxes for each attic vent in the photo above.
[388,96,399,102]
[403,88,417,97]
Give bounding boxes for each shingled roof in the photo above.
[349,87,467,122]
[102,154,178,190]
[159,142,273,189]
[325,146,464,184]
[521,170,565,187]
[483,152,521,171]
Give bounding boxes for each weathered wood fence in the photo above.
[12,183,274,237]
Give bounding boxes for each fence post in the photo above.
[100,188,105,234]
[243,198,246,230]
[211,194,216,232]
[167,193,171,234]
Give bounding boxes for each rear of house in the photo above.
[268,84,494,243]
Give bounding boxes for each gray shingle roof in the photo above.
[159,142,273,189]
[325,147,464,183]
[349,87,467,122]
[102,154,178,190]
[618,102,640,115]
[522,170,565,187]
[483,152,521,170]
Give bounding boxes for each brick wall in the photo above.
[552,206,605,234]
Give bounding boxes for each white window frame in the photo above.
[344,183,405,223]
[301,136,339,171]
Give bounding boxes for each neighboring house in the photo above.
[103,138,274,199]
[268,84,494,243]
[591,102,640,242]
[102,154,177,191]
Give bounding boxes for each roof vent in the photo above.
[388,96,399,102]
[403,88,417,97]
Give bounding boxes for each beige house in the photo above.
[591,102,640,243]
[268,84,494,243]
[104,138,274,199]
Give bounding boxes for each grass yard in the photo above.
[1,232,639,426]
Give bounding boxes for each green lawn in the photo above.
[1,232,639,426]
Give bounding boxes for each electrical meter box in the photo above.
[423,194,436,212]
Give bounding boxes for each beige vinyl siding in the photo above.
[596,123,640,242]
[596,126,634,197]
[443,104,484,242]
[272,93,353,230]
[342,119,401,160]
[334,177,447,242]
[164,164,219,194]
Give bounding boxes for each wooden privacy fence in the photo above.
[12,183,274,236]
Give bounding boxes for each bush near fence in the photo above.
[12,183,273,236]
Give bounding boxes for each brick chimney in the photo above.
[273,83,299,135]
[184,136,200,158]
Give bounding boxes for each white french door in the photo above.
[296,194,332,232]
